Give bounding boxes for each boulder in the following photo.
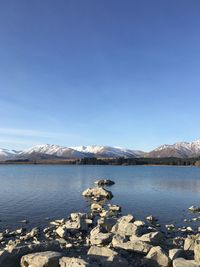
[59,257,95,267]
[21,251,62,267]
[98,217,117,232]
[82,187,113,199]
[173,258,199,267]
[111,217,145,236]
[90,226,113,246]
[112,234,152,254]
[56,227,67,238]
[188,206,200,212]
[146,246,171,267]
[130,231,164,245]
[88,246,128,267]
[194,240,200,263]
[184,236,199,251]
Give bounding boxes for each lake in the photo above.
[0,165,200,231]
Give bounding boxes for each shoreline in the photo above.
[1,180,200,266]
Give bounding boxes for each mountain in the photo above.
[146,140,200,158]
[0,148,19,161]
[71,145,144,158]
[18,144,86,159]
[1,140,200,161]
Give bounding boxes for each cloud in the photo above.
[0,127,76,139]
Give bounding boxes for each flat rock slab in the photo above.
[21,251,62,267]
[173,258,199,267]
[59,257,96,267]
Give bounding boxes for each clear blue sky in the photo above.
[0,0,200,151]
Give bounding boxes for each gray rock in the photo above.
[82,187,113,199]
[59,257,94,267]
[173,258,199,267]
[21,251,61,267]
[130,231,164,245]
[95,179,115,186]
[146,246,171,267]
[112,234,152,254]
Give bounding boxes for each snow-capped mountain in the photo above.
[18,144,85,159]
[146,140,200,158]
[71,145,144,158]
[0,148,19,161]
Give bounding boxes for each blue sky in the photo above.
[0,0,200,151]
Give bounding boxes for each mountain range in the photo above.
[1,140,200,161]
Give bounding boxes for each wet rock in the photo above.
[82,187,113,200]
[146,215,157,222]
[146,246,171,267]
[20,220,29,224]
[173,258,199,267]
[95,179,115,186]
[21,251,62,267]
[91,203,103,212]
[108,204,121,212]
[188,206,200,212]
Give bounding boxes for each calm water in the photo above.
[0,165,200,231]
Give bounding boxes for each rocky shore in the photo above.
[1,179,200,266]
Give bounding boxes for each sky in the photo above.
[0,0,200,151]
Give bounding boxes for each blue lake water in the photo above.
[0,165,200,231]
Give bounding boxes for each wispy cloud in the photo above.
[0,127,77,139]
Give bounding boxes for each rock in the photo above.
[21,251,62,267]
[90,226,113,246]
[88,246,128,267]
[130,231,164,245]
[146,246,171,267]
[184,236,199,251]
[165,224,175,231]
[20,219,29,224]
[146,215,157,222]
[117,214,135,223]
[82,187,113,199]
[108,204,121,212]
[95,179,115,186]
[91,203,103,212]
[188,206,200,212]
[56,227,67,238]
[194,240,200,263]
[59,257,94,267]
[173,258,199,267]
[112,234,152,254]
[111,217,145,236]
[65,213,88,231]
[169,249,185,260]
[88,245,117,258]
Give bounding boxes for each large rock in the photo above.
[173,258,199,267]
[184,236,199,251]
[111,217,145,236]
[146,246,171,267]
[112,234,152,254]
[130,231,164,245]
[82,187,113,199]
[59,257,95,267]
[90,226,113,246]
[21,251,62,267]
[88,246,128,267]
[194,240,200,263]
[0,241,61,267]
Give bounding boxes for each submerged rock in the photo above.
[95,179,115,186]
[188,206,200,212]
